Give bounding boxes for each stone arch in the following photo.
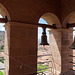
[62,11,75,28]
[38,13,61,28]
[0,3,11,20]
[38,13,61,75]
[0,3,11,75]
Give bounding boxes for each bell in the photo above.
[69,36,75,49]
[39,27,49,46]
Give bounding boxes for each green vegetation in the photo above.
[0,71,3,75]
[0,58,4,63]
[0,45,4,50]
[0,45,4,52]
[0,39,3,41]
[37,64,48,73]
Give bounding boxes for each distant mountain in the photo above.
[0,31,5,40]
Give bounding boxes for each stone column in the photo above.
[61,29,73,75]
[4,22,38,75]
[4,22,10,75]
[49,29,73,75]
[49,29,61,75]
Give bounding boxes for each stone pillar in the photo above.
[49,29,73,75]
[4,23,10,75]
[4,22,37,75]
[49,29,61,75]
[61,29,73,75]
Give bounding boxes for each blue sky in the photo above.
[38,18,49,42]
[0,15,5,31]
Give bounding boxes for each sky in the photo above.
[38,18,49,42]
[73,27,75,39]
[0,15,5,31]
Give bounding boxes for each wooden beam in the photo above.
[34,23,56,29]
[67,23,75,28]
[70,55,75,57]
[11,21,56,29]
[16,22,56,29]
[70,62,75,64]
[0,16,8,23]
[0,16,56,29]
[70,68,75,71]
[0,18,7,23]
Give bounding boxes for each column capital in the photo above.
[48,28,73,33]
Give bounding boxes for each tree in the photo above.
[0,45,4,52]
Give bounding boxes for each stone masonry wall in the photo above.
[49,29,61,75]
[4,22,38,75]
[61,29,73,75]
[49,29,74,75]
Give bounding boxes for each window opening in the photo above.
[37,18,52,75]
[0,15,5,75]
[72,27,75,71]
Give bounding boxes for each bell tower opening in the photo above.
[72,27,75,71]
[37,18,51,75]
[0,14,5,75]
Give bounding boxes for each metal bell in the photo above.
[69,36,75,49]
[39,27,49,46]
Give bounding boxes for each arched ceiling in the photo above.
[62,12,75,28]
[41,13,61,28]
[1,0,75,28]
[0,0,61,24]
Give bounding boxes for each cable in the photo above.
[3,52,36,71]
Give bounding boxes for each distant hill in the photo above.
[0,31,5,52]
[0,31,5,40]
